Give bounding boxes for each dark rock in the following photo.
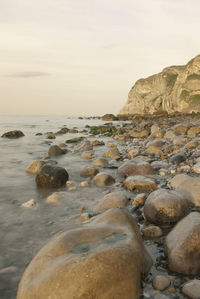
[169,153,186,164]
[102,114,118,121]
[1,130,24,138]
[48,145,66,157]
[35,164,69,188]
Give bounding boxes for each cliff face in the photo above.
[120,55,200,115]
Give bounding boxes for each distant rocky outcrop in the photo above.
[119,55,200,115]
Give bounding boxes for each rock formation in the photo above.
[119,55,200,115]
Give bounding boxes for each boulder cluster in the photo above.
[16,112,200,298]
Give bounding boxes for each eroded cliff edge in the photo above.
[120,55,200,115]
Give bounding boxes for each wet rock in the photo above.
[144,189,193,225]
[92,140,105,146]
[129,129,149,138]
[1,130,24,138]
[81,151,94,159]
[132,193,146,206]
[146,145,163,155]
[141,225,162,238]
[187,126,200,137]
[177,177,200,206]
[124,176,157,192]
[103,147,120,159]
[93,172,115,186]
[173,124,188,135]
[182,279,200,299]
[93,158,108,167]
[169,153,187,164]
[46,191,69,204]
[80,181,93,187]
[21,199,36,208]
[56,127,69,134]
[151,161,169,170]
[128,147,140,159]
[0,266,18,274]
[152,275,171,291]
[48,145,66,157]
[80,166,99,178]
[185,140,198,149]
[17,209,152,299]
[164,130,176,139]
[35,164,69,188]
[102,114,118,121]
[66,137,84,143]
[69,129,79,133]
[172,136,188,146]
[26,160,46,174]
[166,212,200,275]
[46,132,56,139]
[95,192,128,211]
[77,141,93,152]
[117,162,155,178]
[170,174,190,189]
[146,139,165,148]
[193,162,200,173]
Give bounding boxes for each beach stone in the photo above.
[177,177,200,206]
[77,141,93,152]
[182,279,200,299]
[93,172,115,186]
[81,151,94,159]
[154,295,170,299]
[166,212,200,275]
[164,130,176,139]
[144,189,193,225]
[129,129,149,138]
[132,193,146,206]
[21,199,36,208]
[151,161,168,170]
[66,137,84,144]
[193,162,200,173]
[102,114,117,121]
[93,158,108,167]
[128,148,140,159]
[103,147,120,158]
[17,209,152,299]
[185,140,198,149]
[146,139,165,148]
[187,126,200,137]
[80,166,99,178]
[172,136,188,146]
[26,160,46,174]
[169,153,186,164]
[1,130,24,138]
[94,192,128,211]
[151,124,161,134]
[124,176,157,192]
[152,275,171,291]
[146,145,163,155]
[80,181,92,187]
[170,174,190,189]
[117,162,154,178]
[173,124,188,135]
[56,127,69,134]
[46,192,69,204]
[92,140,105,146]
[46,132,56,139]
[48,145,65,157]
[141,225,162,238]
[35,164,69,188]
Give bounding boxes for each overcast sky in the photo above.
[1,0,200,115]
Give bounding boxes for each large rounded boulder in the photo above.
[165,212,200,275]
[35,164,69,188]
[117,162,154,178]
[48,145,66,157]
[144,189,193,225]
[17,209,152,299]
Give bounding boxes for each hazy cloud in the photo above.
[8,71,50,78]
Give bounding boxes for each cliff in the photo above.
[119,55,200,115]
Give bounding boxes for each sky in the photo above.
[0,0,200,116]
